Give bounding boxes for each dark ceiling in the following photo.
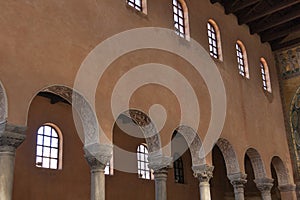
[210,0,300,51]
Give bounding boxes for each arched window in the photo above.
[173,0,189,39]
[260,58,272,92]
[35,124,62,170]
[236,41,249,78]
[127,0,143,12]
[137,144,153,180]
[207,19,222,60]
[173,153,184,183]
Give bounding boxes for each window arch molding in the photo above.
[35,123,63,170]
[207,19,222,60]
[260,57,272,93]
[236,40,249,78]
[172,0,190,40]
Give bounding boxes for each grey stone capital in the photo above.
[192,164,214,183]
[279,184,296,192]
[148,154,172,171]
[0,122,26,152]
[228,172,247,188]
[254,178,274,193]
[84,143,113,170]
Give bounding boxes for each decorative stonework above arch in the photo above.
[216,138,240,175]
[41,85,99,145]
[245,148,267,179]
[175,125,205,166]
[271,156,291,186]
[0,81,7,123]
[122,109,162,153]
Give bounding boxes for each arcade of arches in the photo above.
[1,0,300,200]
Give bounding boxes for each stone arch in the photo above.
[34,85,99,146]
[175,125,205,166]
[121,109,162,154]
[271,156,290,186]
[0,81,8,123]
[245,148,267,179]
[216,138,240,175]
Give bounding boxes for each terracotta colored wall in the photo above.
[0,0,295,198]
[13,96,90,200]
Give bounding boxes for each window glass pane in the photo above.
[44,136,51,146]
[43,147,50,157]
[52,138,59,148]
[42,158,50,168]
[37,135,43,145]
[52,129,58,137]
[38,127,44,135]
[36,146,43,156]
[36,157,42,167]
[44,126,52,136]
[50,159,57,169]
[51,148,58,158]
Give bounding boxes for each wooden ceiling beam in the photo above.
[261,24,300,42]
[239,0,300,24]
[271,37,300,51]
[226,0,261,14]
[251,9,300,33]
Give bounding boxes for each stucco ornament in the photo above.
[42,85,99,145]
[216,138,240,174]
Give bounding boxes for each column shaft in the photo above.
[199,181,211,200]
[91,169,105,200]
[84,143,112,200]
[154,168,168,200]
[0,150,15,200]
[233,184,245,200]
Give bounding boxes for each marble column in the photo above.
[192,164,214,200]
[84,143,112,200]
[0,122,26,200]
[228,173,247,200]
[148,155,172,200]
[279,184,297,200]
[254,178,274,200]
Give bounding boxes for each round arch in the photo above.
[216,138,240,175]
[175,125,205,166]
[120,109,162,154]
[29,84,100,146]
[271,156,291,186]
[245,148,267,179]
[0,80,8,123]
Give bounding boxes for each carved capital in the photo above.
[148,154,172,171]
[192,164,214,183]
[228,172,247,188]
[153,167,168,181]
[254,178,274,193]
[279,184,296,192]
[84,143,113,170]
[0,122,26,152]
